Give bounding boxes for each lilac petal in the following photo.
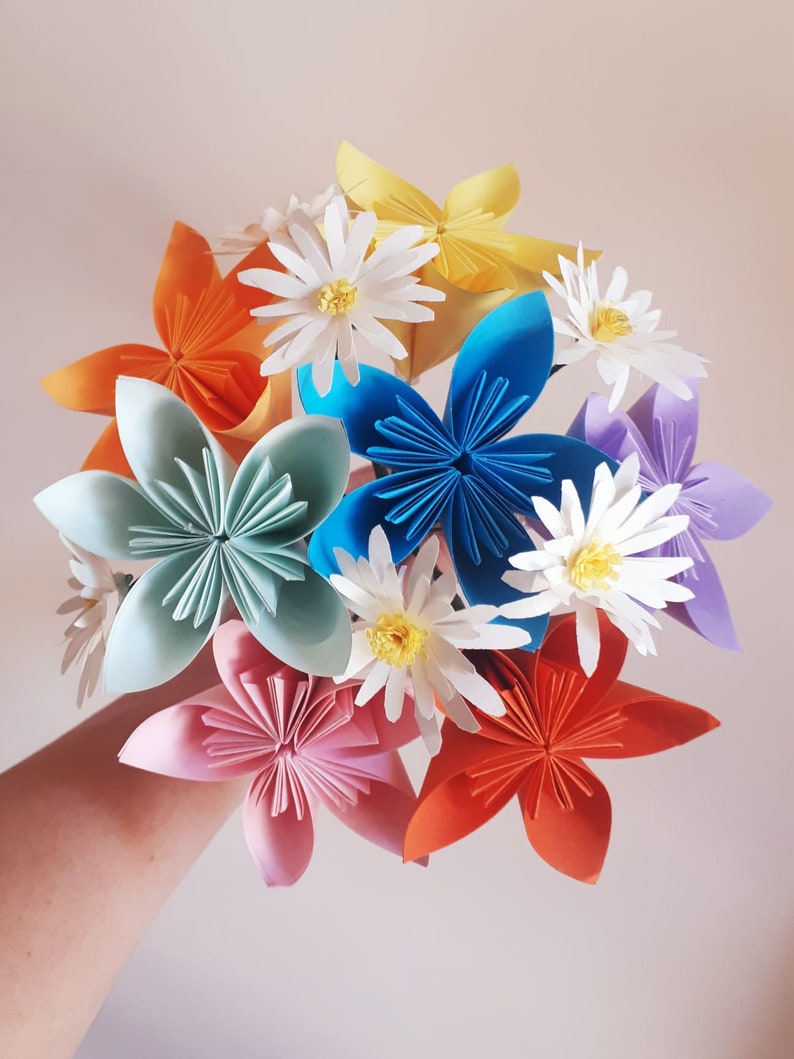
[119,694,255,780]
[243,792,315,886]
[684,461,772,540]
[568,394,661,485]
[628,380,700,462]
[667,555,741,651]
[324,752,419,859]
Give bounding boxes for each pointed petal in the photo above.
[34,471,165,559]
[591,684,720,758]
[103,553,218,692]
[41,344,166,415]
[119,693,254,780]
[685,461,772,540]
[325,752,418,858]
[152,222,219,349]
[446,292,554,435]
[336,140,441,227]
[404,725,516,861]
[443,163,520,221]
[521,765,612,884]
[244,567,351,677]
[243,794,315,886]
[665,556,741,650]
[81,418,133,477]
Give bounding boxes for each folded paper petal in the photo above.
[103,553,221,691]
[41,344,164,416]
[684,461,772,541]
[520,766,612,884]
[325,753,418,859]
[119,692,255,781]
[243,794,316,887]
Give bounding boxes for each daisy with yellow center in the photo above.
[238,195,445,397]
[543,243,707,411]
[331,527,531,755]
[500,454,695,675]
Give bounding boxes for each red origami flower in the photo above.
[41,222,291,474]
[404,612,719,882]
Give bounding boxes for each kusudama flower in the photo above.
[119,621,421,886]
[404,612,719,883]
[331,526,531,754]
[35,377,352,692]
[568,383,772,649]
[237,194,445,396]
[41,222,292,475]
[300,292,614,647]
[543,243,707,411]
[500,453,694,674]
[56,534,132,707]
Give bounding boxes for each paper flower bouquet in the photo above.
[35,142,771,885]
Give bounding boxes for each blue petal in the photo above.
[516,434,619,515]
[444,292,554,438]
[442,510,549,649]
[307,479,420,577]
[298,362,437,459]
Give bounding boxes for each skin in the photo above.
[0,646,246,1059]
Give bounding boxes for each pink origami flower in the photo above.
[120,621,421,885]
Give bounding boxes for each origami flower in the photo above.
[41,222,292,475]
[213,185,338,255]
[238,195,444,396]
[301,292,614,646]
[404,612,719,883]
[568,384,772,649]
[501,454,694,674]
[543,244,707,411]
[336,141,602,379]
[56,535,132,707]
[331,527,532,754]
[35,378,352,692]
[120,621,421,886]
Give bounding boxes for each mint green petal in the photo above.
[115,377,236,501]
[247,567,352,677]
[103,552,220,692]
[34,471,168,560]
[235,415,350,541]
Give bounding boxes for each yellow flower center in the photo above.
[590,303,633,343]
[317,278,358,315]
[568,540,623,592]
[366,613,428,668]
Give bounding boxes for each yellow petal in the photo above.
[442,163,521,227]
[336,140,441,230]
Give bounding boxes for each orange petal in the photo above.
[218,367,292,445]
[153,222,219,349]
[590,686,720,759]
[540,612,628,712]
[81,418,133,477]
[41,344,164,414]
[521,764,612,884]
[404,725,517,862]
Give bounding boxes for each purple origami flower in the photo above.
[120,621,420,885]
[568,383,771,649]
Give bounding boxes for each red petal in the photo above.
[589,684,720,758]
[540,612,628,710]
[521,763,612,884]
[404,724,518,862]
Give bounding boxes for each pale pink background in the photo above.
[2,1,792,1056]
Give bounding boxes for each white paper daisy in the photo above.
[238,195,445,396]
[56,535,132,707]
[543,244,707,411]
[331,527,531,755]
[213,185,339,255]
[500,454,695,675]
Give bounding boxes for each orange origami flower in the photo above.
[42,222,291,475]
[404,612,719,883]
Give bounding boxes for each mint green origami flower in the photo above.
[35,377,352,691]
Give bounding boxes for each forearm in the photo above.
[0,648,246,1059]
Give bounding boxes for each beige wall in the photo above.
[2,1,792,1056]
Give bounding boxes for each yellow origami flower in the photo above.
[336,141,601,379]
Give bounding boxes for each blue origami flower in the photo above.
[299,292,613,644]
[35,377,353,691]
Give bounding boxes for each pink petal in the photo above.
[119,692,253,781]
[324,751,422,859]
[243,791,315,886]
